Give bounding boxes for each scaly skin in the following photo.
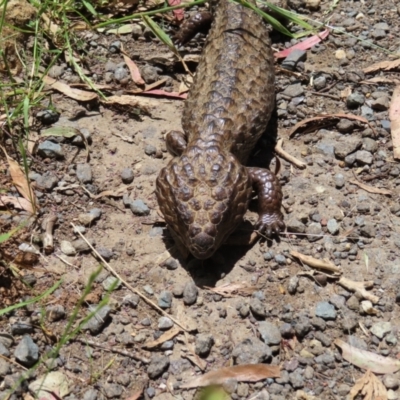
[156,0,284,259]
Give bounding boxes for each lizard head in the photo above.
[156,145,252,259]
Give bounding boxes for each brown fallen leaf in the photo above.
[289,113,377,137]
[101,95,161,113]
[43,76,97,102]
[363,58,400,74]
[1,148,37,214]
[139,89,187,99]
[206,282,258,297]
[122,50,145,86]
[125,389,143,400]
[94,184,134,200]
[349,370,387,400]
[335,339,400,374]
[182,352,208,372]
[0,195,34,213]
[361,77,400,85]
[180,364,281,389]
[142,326,182,349]
[389,85,400,160]
[111,132,134,143]
[349,179,393,196]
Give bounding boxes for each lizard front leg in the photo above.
[247,167,285,236]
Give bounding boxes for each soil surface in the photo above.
[1,0,400,399]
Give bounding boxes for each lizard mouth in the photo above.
[189,232,216,259]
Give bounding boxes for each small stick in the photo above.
[42,214,58,254]
[0,353,27,370]
[70,223,189,332]
[74,337,150,364]
[310,91,341,101]
[337,276,379,304]
[55,254,79,269]
[290,250,342,274]
[275,139,307,169]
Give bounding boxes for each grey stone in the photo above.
[144,144,157,156]
[334,137,362,158]
[345,153,356,166]
[78,208,102,226]
[341,313,358,331]
[71,238,95,253]
[329,294,345,309]
[287,276,299,295]
[158,316,173,330]
[102,276,121,291]
[37,109,59,125]
[250,297,266,318]
[348,335,367,350]
[143,285,154,295]
[311,317,326,331]
[295,317,312,338]
[346,92,365,108]
[282,83,304,98]
[10,322,33,335]
[370,321,392,339]
[258,321,282,345]
[327,219,339,235]
[315,301,336,320]
[109,40,121,51]
[0,342,9,357]
[146,387,156,398]
[14,335,39,366]
[361,105,374,120]
[46,304,65,322]
[306,223,323,242]
[81,305,111,334]
[72,128,92,147]
[103,383,123,398]
[183,281,198,305]
[60,240,76,256]
[383,375,400,390]
[48,65,66,78]
[121,168,134,184]
[314,331,332,347]
[371,29,386,39]
[97,247,113,262]
[161,257,178,270]
[129,199,150,216]
[76,163,92,183]
[381,120,391,133]
[158,290,173,309]
[0,358,10,376]
[263,250,274,261]
[289,371,304,389]
[313,75,327,90]
[123,294,140,308]
[355,150,373,165]
[141,65,159,84]
[36,173,58,191]
[195,333,214,356]
[362,138,378,153]
[335,173,345,188]
[346,295,360,311]
[286,218,306,233]
[105,61,117,72]
[337,119,355,133]
[370,97,389,111]
[274,254,286,265]
[38,141,64,159]
[374,22,390,31]
[114,66,128,81]
[83,389,98,400]
[315,142,335,157]
[232,337,271,365]
[147,355,169,379]
[281,49,307,71]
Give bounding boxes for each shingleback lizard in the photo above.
[156,0,284,259]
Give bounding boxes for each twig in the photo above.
[337,276,379,304]
[290,250,342,274]
[274,139,306,169]
[55,254,79,269]
[0,353,27,371]
[74,337,150,364]
[70,223,188,332]
[42,214,58,254]
[310,91,340,101]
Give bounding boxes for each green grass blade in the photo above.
[142,15,174,49]
[81,0,98,16]
[0,279,63,316]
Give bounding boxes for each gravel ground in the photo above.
[1,0,400,399]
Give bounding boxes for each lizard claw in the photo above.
[255,212,285,237]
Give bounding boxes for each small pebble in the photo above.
[14,335,39,367]
[315,301,336,320]
[195,333,214,356]
[158,291,173,309]
[158,317,173,330]
[183,281,198,305]
[121,168,134,184]
[130,199,150,216]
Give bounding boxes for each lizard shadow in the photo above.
[159,108,282,287]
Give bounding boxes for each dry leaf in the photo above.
[335,339,400,374]
[1,148,37,214]
[338,277,379,304]
[180,364,281,389]
[389,85,400,160]
[349,370,388,400]
[43,76,97,101]
[111,132,135,143]
[94,184,134,200]
[101,95,161,113]
[275,29,329,59]
[125,389,143,400]
[139,89,187,99]
[361,300,378,315]
[361,77,400,85]
[122,52,145,85]
[349,179,393,196]
[340,87,352,99]
[206,282,258,297]
[182,352,207,372]
[290,250,341,274]
[289,113,377,137]
[143,326,181,348]
[363,58,400,74]
[0,195,34,213]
